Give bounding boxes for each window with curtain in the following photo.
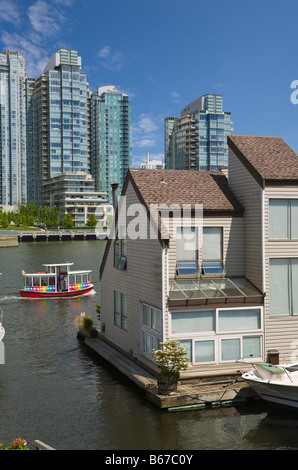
[114,290,128,330]
[218,309,261,331]
[176,227,199,275]
[270,259,298,316]
[142,304,161,357]
[195,340,215,363]
[143,304,161,333]
[269,199,298,239]
[170,307,263,364]
[202,227,224,274]
[171,310,215,334]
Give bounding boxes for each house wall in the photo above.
[228,149,263,291]
[167,216,244,282]
[264,186,298,362]
[100,180,163,370]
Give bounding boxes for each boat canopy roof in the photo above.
[42,262,74,267]
[22,270,92,276]
[23,272,55,277]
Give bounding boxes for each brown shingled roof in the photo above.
[128,169,243,213]
[228,135,298,187]
[99,169,243,278]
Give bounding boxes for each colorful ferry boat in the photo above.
[20,262,94,299]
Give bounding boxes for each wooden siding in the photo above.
[264,186,298,362]
[100,180,163,370]
[228,148,263,291]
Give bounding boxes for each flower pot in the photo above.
[157,378,178,395]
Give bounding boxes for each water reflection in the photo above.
[0,241,298,450]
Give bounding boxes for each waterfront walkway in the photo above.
[81,333,258,412]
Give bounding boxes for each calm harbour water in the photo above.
[0,240,298,451]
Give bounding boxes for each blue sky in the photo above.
[1,0,298,167]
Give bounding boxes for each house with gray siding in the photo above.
[99,135,298,374]
[228,135,298,364]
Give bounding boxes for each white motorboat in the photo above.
[242,362,298,409]
[0,309,5,342]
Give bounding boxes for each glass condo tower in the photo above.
[0,51,27,206]
[90,86,131,203]
[165,94,232,171]
[29,49,89,206]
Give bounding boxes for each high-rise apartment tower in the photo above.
[0,50,27,206]
[90,86,131,203]
[29,49,89,206]
[165,94,232,171]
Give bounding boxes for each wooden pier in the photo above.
[0,233,18,247]
[17,229,105,242]
[80,332,258,411]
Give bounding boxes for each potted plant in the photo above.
[75,313,98,338]
[153,339,189,395]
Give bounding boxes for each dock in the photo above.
[0,232,18,247]
[80,332,258,412]
[17,229,106,242]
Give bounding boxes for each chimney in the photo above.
[111,182,119,211]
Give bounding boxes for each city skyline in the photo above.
[0,0,298,169]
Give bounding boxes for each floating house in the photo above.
[99,135,298,375]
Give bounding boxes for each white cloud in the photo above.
[138,116,158,134]
[0,0,75,77]
[54,0,74,5]
[97,45,124,72]
[98,46,111,58]
[133,113,163,150]
[1,31,49,76]
[0,0,21,25]
[28,0,65,36]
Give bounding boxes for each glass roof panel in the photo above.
[175,280,206,299]
[194,280,226,298]
[212,279,243,297]
[169,282,187,300]
[231,277,262,297]
[169,277,262,302]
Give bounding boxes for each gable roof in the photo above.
[228,135,298,188]
[128,168,243,213]
[99,168,243,279]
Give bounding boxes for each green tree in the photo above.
[86,213,97,228]
[62,213,73,229]
[1,212,9,228]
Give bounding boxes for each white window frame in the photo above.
[269,257,298,317]
[114,290,128,331]
[202,226,225,276]
[169,306,263,365]
[141,303,162,359]
[268,198,298,240]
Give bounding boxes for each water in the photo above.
[0,240,298,450]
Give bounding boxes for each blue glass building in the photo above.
[0,51,27,207]
[165,94,232,171]
[90,86,131,203]
[30,49,89,206]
